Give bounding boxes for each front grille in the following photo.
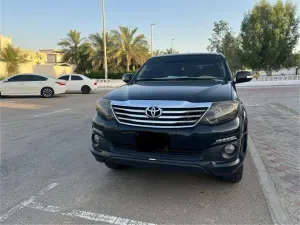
[111,104,209,128]
[113,143,202,156]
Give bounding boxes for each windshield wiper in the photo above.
[163,77,224,81]
[135,78,172,82]
[135,77,224,82]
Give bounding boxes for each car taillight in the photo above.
[56,81,65,86]
[94,82,97,85]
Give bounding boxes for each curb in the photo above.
[248,135,292,225]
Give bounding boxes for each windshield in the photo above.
[134,55,229,82]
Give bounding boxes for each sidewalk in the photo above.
[247,103,300,224]
[236,80,300,87]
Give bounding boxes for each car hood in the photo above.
[104,81,234,102]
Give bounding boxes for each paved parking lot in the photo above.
[2,86,296,224]
[238,85,300,224]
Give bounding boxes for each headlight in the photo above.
[200,100,239,124]
[96,99,114,120]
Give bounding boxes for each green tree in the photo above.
[0,44,28,75]
[89,32,117,71]
[111,26,149,71]
[285,51,300,67]
[152,49,163,56]
[162,48,179,54]
[241,0,300,75]
[223,33,245,73]
[207,20,231,54]
[58,30,92,73]
[207,20,244,73]
[75,43,93,73]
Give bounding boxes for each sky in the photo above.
[0,0,299,52]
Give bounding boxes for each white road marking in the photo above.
[0,183,58,222]
[244,104,262,107]
[28,201,156,225]
[268,104,300,125]
[33,108,71,117]
[1,100,21,103]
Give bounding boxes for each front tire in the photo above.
[81,85,91,94]
[105,162,128,170]
[41,87,54,98]
[221,164,243,183]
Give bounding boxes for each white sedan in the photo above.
[0,73,66,98]
[57,74,98,94]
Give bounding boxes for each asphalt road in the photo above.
[0,86,289,225]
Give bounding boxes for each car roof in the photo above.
[152,52,224,58]
[60,74,87,78]
[10,73,54,79]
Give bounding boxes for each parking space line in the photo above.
[0,183,58,222]
[33,108,71,117]
[27,201,156,225]
[244,104,262,107]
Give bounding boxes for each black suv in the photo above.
[90,53,252,183]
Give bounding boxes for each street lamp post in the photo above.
[171,39,174,54]
[150,23,155,57]
[102,0,108,80]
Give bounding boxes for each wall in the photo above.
[0,62,75,78]
[259,67,297,76]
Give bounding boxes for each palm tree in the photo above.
[0,44,28,75]
[89,32,116,71]
[58,30,92,73]
[162,48,179,55]
[152,49,163,56]
[111,26,149,71]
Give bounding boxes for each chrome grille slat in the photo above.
[111,101,210,128]
[115,111,201,119]
[118,117,197,124]
[113,107,145,113]
[114,108,205,114]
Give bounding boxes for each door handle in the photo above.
[20,83,25,85]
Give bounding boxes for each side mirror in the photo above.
[122,73,133,83]
[235,71,252,83]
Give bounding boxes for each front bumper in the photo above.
[90,112,247,176]
[91,145,244,176]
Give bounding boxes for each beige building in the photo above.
[0,35,12,51]
[39,49,64,64]
[21,49,47,64]
[0,35,74,77]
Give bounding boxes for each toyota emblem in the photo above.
[145,106,163,118]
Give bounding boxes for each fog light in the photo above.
[224,144,236,154]
[93,134,100,144]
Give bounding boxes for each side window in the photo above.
[58,75,70,81]
[20,75,36,81]
[71,75,83,81]
[7,75,25,82]
[32,75,48,81]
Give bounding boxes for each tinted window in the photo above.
[71,75,83,81]
[7,75,26,82]
[59,75,70,81]
[32,75,48,81]
[135,55,229,81]
[21,75,36,81]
